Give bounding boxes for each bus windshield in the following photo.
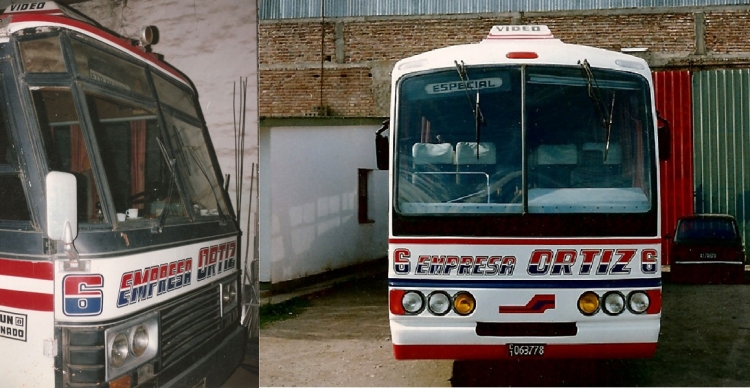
[395,65,654,215]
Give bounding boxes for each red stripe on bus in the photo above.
[0,288,53,312]
[0,258,53,280]
[8,14,188,83]
[393,342,657,360]
[389,237,662,246]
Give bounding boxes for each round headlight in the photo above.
[131,325,149,357]
[401,291,424,314]
[453,292,476,316]
[578,291,600,316]
[223,282,237,305]
[109,333,129,367]
[427,292,451,315]
[628,291,650,314]
[602,292,625,315]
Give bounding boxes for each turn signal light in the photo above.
[578,291,600,315]
[453,292,476,315]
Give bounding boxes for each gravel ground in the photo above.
[260,271,750,386]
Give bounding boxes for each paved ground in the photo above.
[223,337,259,388]
[259,268,750,386]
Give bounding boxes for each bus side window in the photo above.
[0,103,30,221]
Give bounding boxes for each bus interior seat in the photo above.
[455,141,497,165]
[411,142,455,191]
[533,143,577,187]
[455,141,496,186]
[570,142,622,187]
[412,142,454,165]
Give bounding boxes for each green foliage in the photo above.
[259,297,311,328]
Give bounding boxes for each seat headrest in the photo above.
[536,144,577,165]
[582,142,621,164]
[455,142,496,165]
[412,143,454,164]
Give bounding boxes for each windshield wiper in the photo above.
[152,137,177,234]
[578,59,616,161]
[186,146,228,226]
[455,60,486,159]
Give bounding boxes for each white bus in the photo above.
[0,2,245,386]
[377,25,667,360]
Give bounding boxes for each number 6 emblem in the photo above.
[63,275,104,316]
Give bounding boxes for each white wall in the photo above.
[72,0,259,271]
[259,125,387,284]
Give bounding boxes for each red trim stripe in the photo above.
[7,14,188,84]
[393,343,657,360]
[389,237,662,246]
[0,288,53,312]
[0,258,53,280]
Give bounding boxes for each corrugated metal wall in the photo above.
[654,71,694,265]
[693,69,750,253]
[260,0,750,19]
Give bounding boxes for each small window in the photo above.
[153,74,198,118]
[358,168,374,224]
[19,36,66,73]
[70,38,151,96]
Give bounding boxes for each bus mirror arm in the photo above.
[376,119,390,170]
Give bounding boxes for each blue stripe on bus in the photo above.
[388,277,661,289]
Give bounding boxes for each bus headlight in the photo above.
[222,281,237,305]
[109,333,129,367]
[578,291,600,315]
[427,291,451,315]
[401,291,424,314]
[453,292,476,315]
[130,324,149,357]
[602,292,625,315]
[628,291,650,314]
[105,311,159,381]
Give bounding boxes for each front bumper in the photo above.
[390,317,659,360]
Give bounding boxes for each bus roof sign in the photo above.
[486,25,554,40]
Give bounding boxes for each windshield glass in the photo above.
[394,65,654,216]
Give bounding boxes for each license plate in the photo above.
[699,253,717,259]
[508,343,545,357]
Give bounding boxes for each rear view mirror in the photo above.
[657,111,671,161]
[375,119,390,170]
[46,171,78,243]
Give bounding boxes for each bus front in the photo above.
[386,27,662,360]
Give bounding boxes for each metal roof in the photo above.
[260,0,750,19]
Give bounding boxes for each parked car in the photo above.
[670,214,745,284]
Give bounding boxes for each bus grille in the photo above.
[62,282,227,387]
[159,284,222,367]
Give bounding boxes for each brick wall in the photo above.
[706,10,750,53]
[260,7,750,118]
